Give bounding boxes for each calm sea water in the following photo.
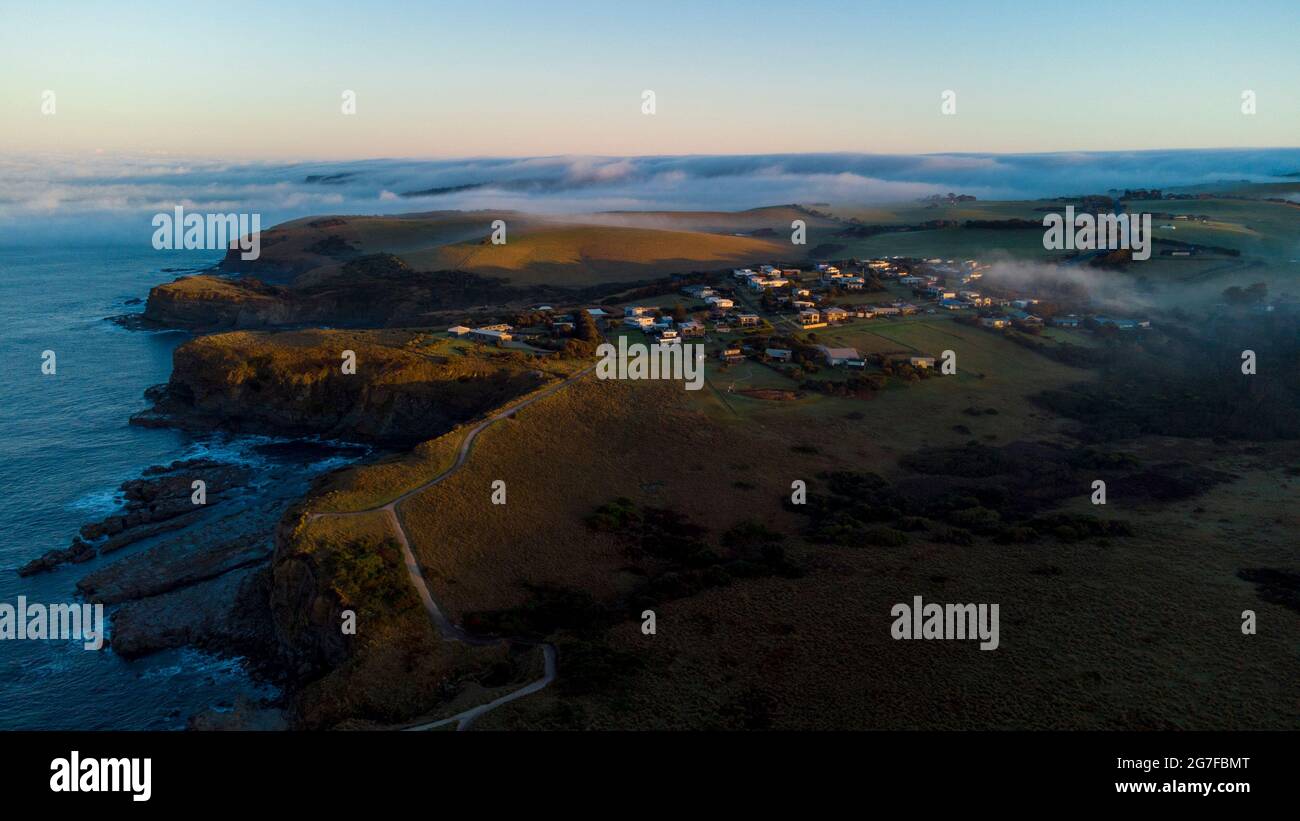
[0,245,286,730]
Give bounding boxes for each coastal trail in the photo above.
[307,362,596,730]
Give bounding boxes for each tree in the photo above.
[575,311,600,341]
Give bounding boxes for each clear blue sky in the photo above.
[1,0,1297,158]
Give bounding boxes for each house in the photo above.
[447,325,472,337]
[896,302,919,315]
[820,346,862,367]
[822,306,849,323]
[585,308,609,318]
[624,305,653,317]
[799,309,825,328]
[909,355,936,369]
[682,285,715,298]
[737,313,761,327]
[899,275,924,285]
[623,315,655,330]
[851,307,874,318]
[1094,316,1150,331]
[720,346,744,363]
[706,297,734,309]
[551,320,575,332]
[478,323,513,333]
[766,348,793,361]
[469,328,512,344]
[872,305,901,316]
[979,316,1009,329]
[747,275,789,289]
[1008,309,1043,326]
[938,298,966,311]
[1050,314,1082,328]
[733,268,756,278]
[678,320,705,337]
[657,329,681,343]
[714,323,731,333]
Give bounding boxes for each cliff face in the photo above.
[141,255,534,331]
[269,512,353,680]
[133,328,548,447]
[141,275,296,330]
[268,506,517,729]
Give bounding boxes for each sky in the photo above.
[1,0,1298,159]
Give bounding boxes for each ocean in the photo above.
[0,245,298,729]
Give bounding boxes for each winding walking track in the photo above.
[308,364,595,730]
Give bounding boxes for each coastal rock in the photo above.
[18,459,253,576]
[109,563,275,660]
[76,508,278,604]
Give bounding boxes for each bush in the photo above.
[860,527,909,547]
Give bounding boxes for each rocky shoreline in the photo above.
[29,439,367,728]
[64,262,577,729]
[20,459,254,576]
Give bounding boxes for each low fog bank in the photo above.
[3,148,1298,246]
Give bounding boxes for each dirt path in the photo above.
[308,363,595,729]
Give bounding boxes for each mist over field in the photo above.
[3,148,1299,246]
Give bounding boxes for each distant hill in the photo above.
[221,208,812,288]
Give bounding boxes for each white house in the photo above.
[469,328,512,344]
[820,346,861,367]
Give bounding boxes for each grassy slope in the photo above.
[368,331,1299,729]
[409,225,791,287]
[251,211,802,290]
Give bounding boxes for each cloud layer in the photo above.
[2,149,1298,245]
